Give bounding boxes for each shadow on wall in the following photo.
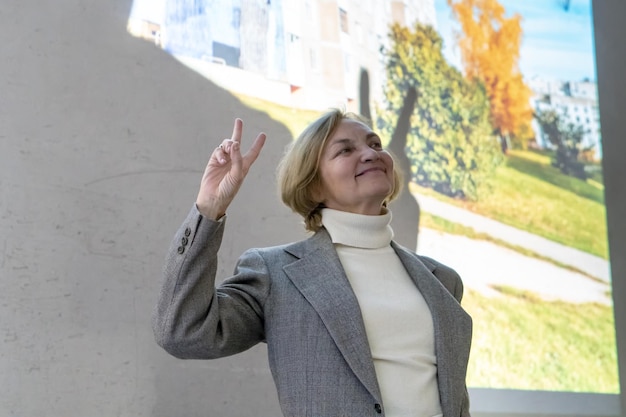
[113,8,307,416]
[387,86,421,250]
[360,70,420,250]
[0,0,420,415]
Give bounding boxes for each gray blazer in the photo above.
[153,206,473,417]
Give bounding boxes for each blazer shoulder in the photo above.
[390,241,464,301]
[418,255,457,275]
[265,228,330,260]
[418,254,464,303]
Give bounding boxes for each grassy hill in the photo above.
[412,149,608,259]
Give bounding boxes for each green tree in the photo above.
[378,23,502,200]
[536,109,590,180]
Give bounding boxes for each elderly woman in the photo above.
[153,109,473,417]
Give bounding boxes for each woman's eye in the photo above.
[371,142,382,149]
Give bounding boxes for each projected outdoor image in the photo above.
[127,0,618,395]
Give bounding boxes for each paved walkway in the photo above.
[414,193,611,283]
[417,228,612,305]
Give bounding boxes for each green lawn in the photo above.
[463,287,619,393]
[412,149,608,259]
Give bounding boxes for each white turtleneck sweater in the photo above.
[321,208,442,417]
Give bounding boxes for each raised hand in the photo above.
[196,118,266,220]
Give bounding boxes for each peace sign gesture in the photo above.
[196,118,266,220]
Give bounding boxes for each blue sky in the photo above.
[434,0,596,82]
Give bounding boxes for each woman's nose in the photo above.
[361,146,380,162]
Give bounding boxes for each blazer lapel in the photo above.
[283,230,382,402]
[392,242,472,417]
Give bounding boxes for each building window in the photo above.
[232,7,241,29]
[339,8,349,33]
[310,48,319,70]
[355,21,363,44]
[194,0,204,14]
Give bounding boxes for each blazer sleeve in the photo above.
[152,205,270,360]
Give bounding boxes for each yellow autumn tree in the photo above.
[448,0,533,151]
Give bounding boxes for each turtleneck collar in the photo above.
[320,208,394,249]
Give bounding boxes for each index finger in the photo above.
[231,118,243,144]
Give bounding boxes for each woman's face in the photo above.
[316,119,394,215]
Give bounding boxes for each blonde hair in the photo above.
[277,108,403,232]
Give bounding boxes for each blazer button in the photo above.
[181,236,188,246]
[374,403,382,414]
[177,246,185,254]
[184,227,191,237]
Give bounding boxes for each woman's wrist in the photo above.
[195,201,225,221]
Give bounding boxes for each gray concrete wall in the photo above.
[1,0,300,416]
[1,0,624,416]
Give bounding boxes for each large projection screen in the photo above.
[125,0,624,416]
[126,0,625,414]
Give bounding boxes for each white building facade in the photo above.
[529,77,602,159]
[130,0,437,113]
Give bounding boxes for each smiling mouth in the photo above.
[356,167,386,177]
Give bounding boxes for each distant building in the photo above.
[128,0,436,114]
[529,76,602,159]
[127,18,162,46]
[275,0,437,111]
